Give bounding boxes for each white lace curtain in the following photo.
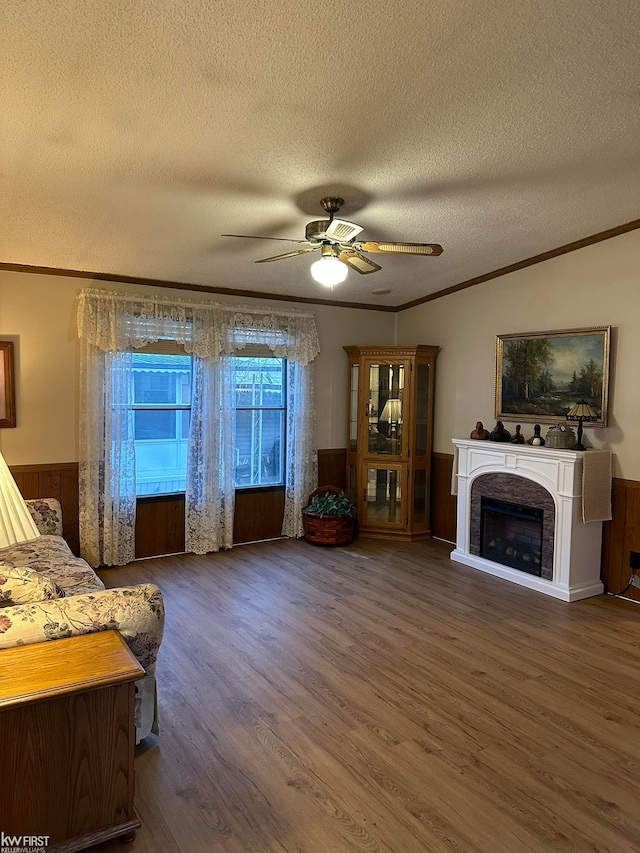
[282,362,317,537]
[185,353,236,555]
[77,288,319,566]
[79,346,136,567]
[77,289,320,363]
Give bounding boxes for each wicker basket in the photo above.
[302,485,356,547]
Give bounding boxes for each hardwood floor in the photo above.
[93,538,640,852]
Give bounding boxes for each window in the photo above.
[132,351,192,496]
[234,355,286,488]
[130,350,285,495]
[79,288,319,564]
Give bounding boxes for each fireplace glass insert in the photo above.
[480,497,543,576]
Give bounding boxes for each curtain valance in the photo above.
[77,288,320,365]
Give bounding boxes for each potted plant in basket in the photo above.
[302,485,356,547]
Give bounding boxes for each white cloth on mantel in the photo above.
[451,446,458,496]
[581,449,612,523]
[449,443,611,522]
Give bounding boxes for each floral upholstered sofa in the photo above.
[0,498,164,742]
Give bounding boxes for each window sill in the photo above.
[234,484,285,495]
[136,493,186,504]
[136,485,285,503]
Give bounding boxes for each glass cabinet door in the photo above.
[414,362,430,457]
[348,362,359,453]
[366,361,406,457]
[362,465,405,528]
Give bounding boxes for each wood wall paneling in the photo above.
[9,451,448,559]
[10,462,80,555]
[233,487,286,545]
[602,478,640,602]
[601,480,626,596]
[621,482,640,602]
[135,494,186,559]
[430,453,457,544]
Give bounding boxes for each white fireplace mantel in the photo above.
[450,439,605,601]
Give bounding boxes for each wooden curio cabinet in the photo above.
[344,345,439,541]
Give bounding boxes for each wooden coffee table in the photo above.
[0,630,144,852]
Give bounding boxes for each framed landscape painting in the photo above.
[0,341,16,428]
[495,326,610,426]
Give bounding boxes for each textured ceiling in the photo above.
[2,1,640,308]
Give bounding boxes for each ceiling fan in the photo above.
[222,197,443,287]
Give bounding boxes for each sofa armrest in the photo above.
[0,583,164,670]
[25,498,63,537]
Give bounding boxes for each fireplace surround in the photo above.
[451,439,605,601]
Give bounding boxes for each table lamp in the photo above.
[566,401,598,451]
[0,451,40,549]
[380,398,402,454]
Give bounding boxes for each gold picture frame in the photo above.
[495,326,611,426]
[0,341,16,428]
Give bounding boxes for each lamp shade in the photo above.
[380,398,402,423]
[310,256,349,287]
[566,401,598,421]
[0,452,40,550]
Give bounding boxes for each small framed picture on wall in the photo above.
[0,342,16,428]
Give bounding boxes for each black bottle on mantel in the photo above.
[489,421,511,442]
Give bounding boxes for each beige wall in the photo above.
[396,228,640,479]
[0,270,394,465]
[4,227,638,476]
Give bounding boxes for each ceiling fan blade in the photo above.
[338,249,382,274]
[355,241,444,256]
[222,234,310,244]
[325,219,364,242]
[255,247,320,264]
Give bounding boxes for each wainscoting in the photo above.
[136,494,186,558]
[12,452,638,604]
[602,478,640,602]
[234,487,286,545]
[430,452,458,544]
[11,462,80,556]
[9,450,347,560]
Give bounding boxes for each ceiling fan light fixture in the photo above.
[225,196,443,286]
[311,255,348,287]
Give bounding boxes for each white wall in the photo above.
[396,228,640,479]
[0,270,395,465]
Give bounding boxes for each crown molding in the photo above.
[396,217,640,311]
[3,215,638,313]
[0,263,395,312]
